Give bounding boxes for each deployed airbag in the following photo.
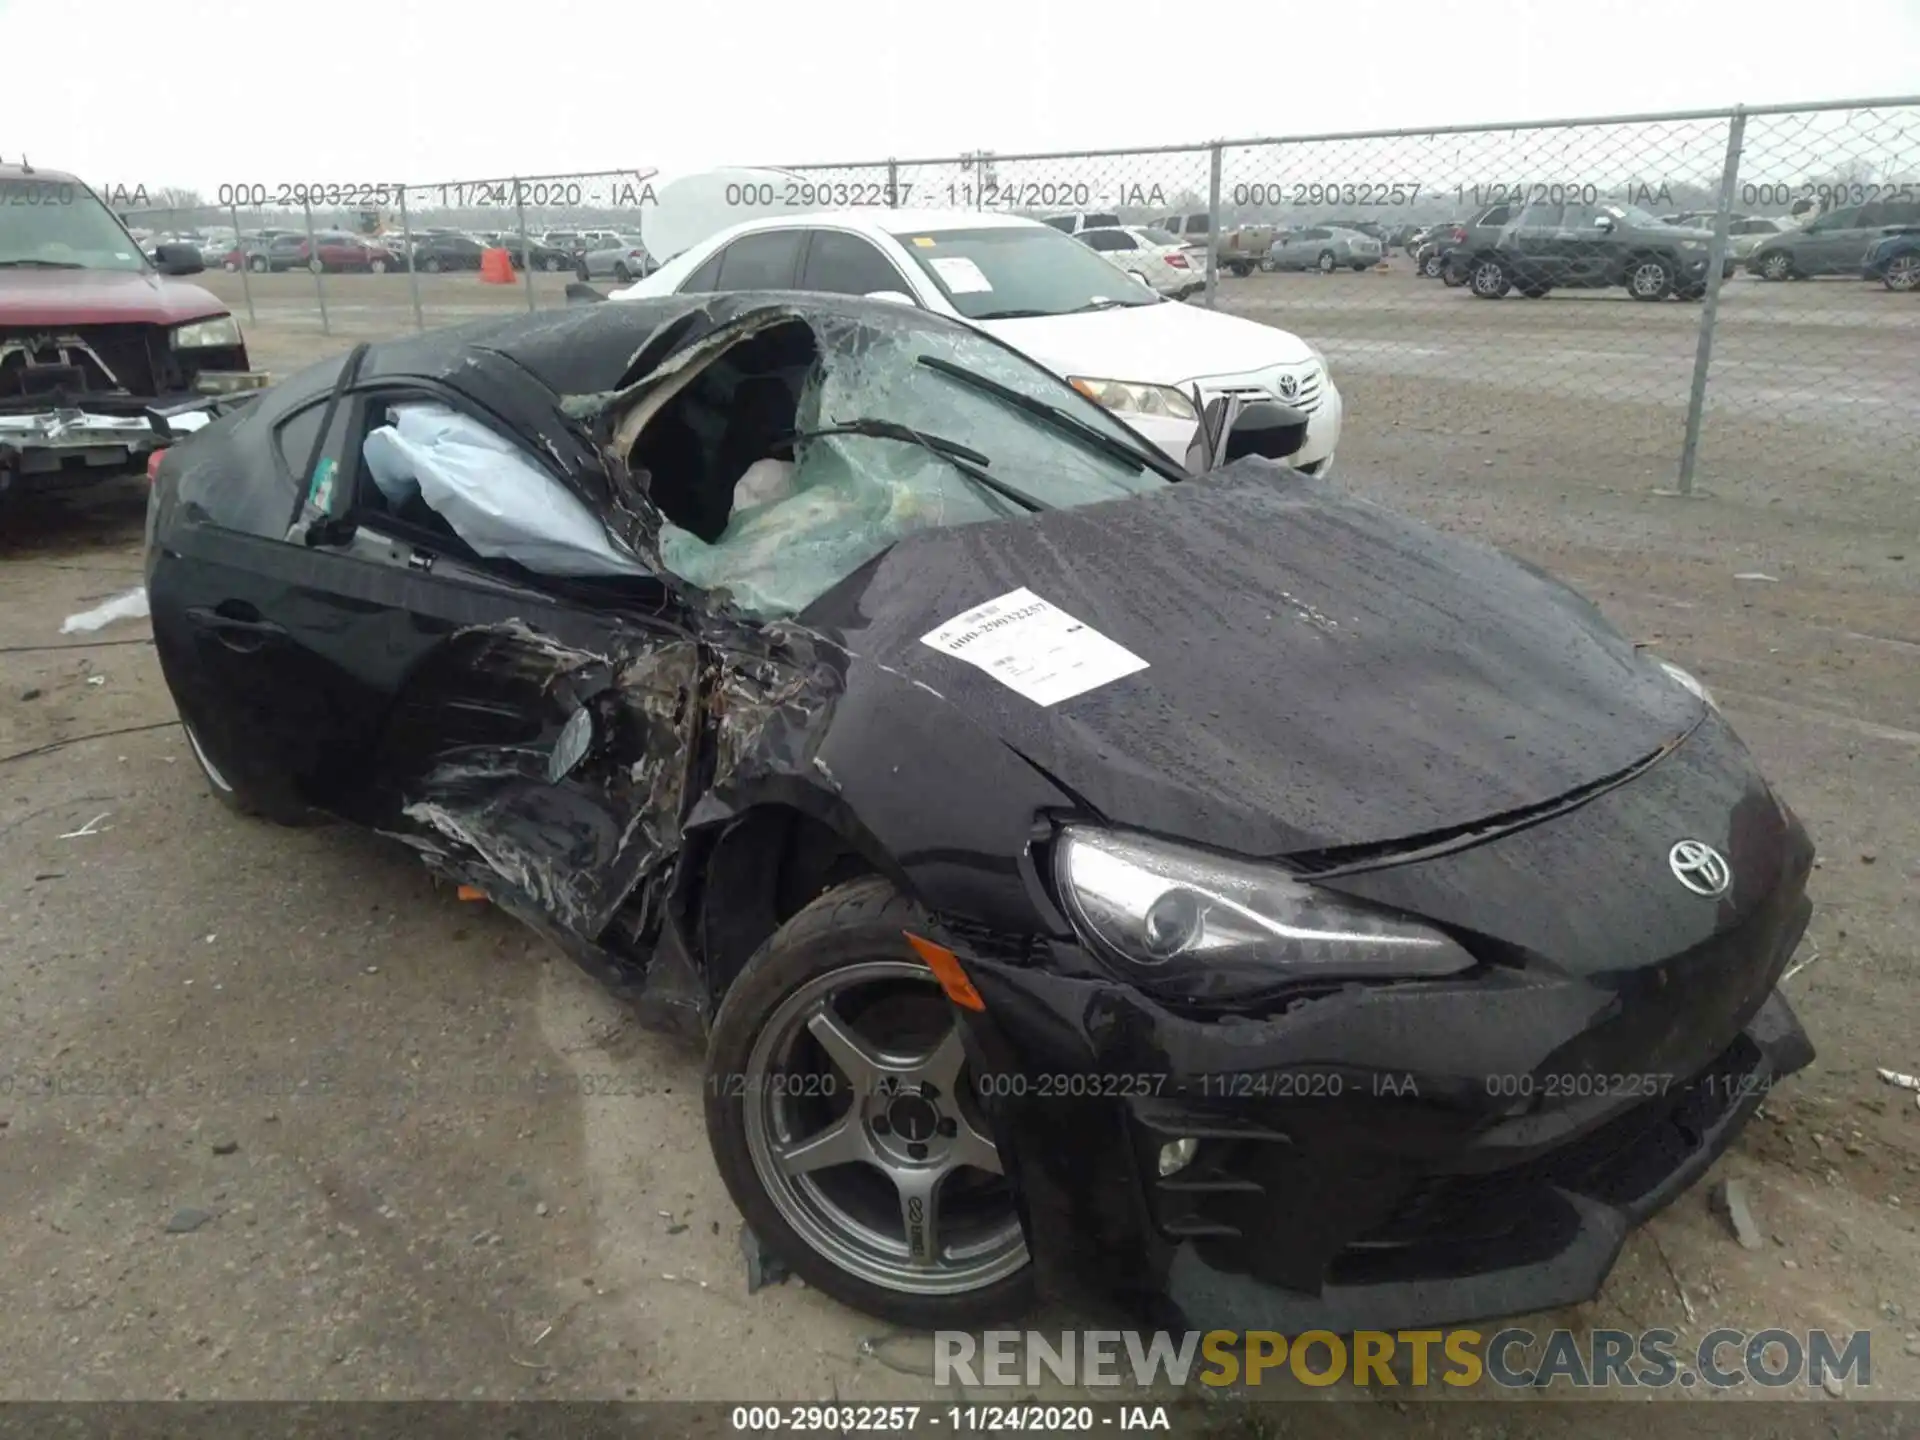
[363,402,647,576]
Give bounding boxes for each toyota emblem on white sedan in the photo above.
[1669,840,1732,897]
[1276,375,1299,399]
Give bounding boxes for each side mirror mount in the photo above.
[154,242,205,276]
[1224,399,1311,464]
[863,289,917,306]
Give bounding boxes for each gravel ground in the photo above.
[1,266,1915,1416]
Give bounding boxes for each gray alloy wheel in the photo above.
[1317,249,1336,273]
[369,257,388,274]
[423,255,443,273]
[1627,257,1673,300]
[248,254,268,272]
[1470,257,1511,297]
[740,958,1027,1299]
[543,255,567,272]
[1885,254,1920,291]
[1759,250,1794,281]
[1421,252,1443,277]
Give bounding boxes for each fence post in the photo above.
[398,183,424,333]
[230,202,255,325]
[1204,142,1222,309]
[300,196,331,336]
[514,179,536,312]
[886,158,899,208]
[1673,106,1747,497]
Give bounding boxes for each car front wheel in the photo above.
[1758,251,1794,282]
[248,255,268,273]
[705,877,1033,1329]
[1884,254,1920,291]
[1420,253,1442,277]
[1317,250,1336,273]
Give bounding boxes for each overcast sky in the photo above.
[5,0,1918,194]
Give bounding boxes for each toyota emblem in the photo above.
[1276,375,1299,399]
[1668,840,1732,898]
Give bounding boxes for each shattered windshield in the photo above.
[0,179,152,272]
[888,226,1164,320]
[653,314,1171,619]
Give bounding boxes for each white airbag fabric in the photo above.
[362,402,646,576]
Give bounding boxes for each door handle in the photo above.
[186,604,288,653]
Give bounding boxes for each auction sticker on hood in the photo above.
[921,588,1148,706]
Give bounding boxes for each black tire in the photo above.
[1351,261,1369,271]
[423,256,443,273]
[1757,250,1794,282]
[1673,283,1706,301]
[1625,255,1674,301]
[613,262,632,282]
[1420,252,1443,278]
[1441,264,1466,287]
[1883,254,1920,291]
[1229,261,1252,277]
[1316,250,1336,273]
[543,255,566,272]
[1517,286,1550,298]
[705,876,1035,1330]
[1468,255,1511,298]
[180,719,319,826]
[248,255,268,273]
[369,258,388,274]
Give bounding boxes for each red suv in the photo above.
[224,231,401,273]
[1,164,270,501]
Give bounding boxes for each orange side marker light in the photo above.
[456,885,488,902]
[903,932,986,1011]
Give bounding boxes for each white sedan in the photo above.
[611,209,1342,475]
[1075,224,1208,299]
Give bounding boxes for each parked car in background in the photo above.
[407,233,490,272]
[228,232,401,274]
[1154,213,1274,277]
[1746,199,1920,279]
[498,236,579,272]
[1265,225,1383,273]
[542,230,590,257]
[1039,212,1123,235]
[1075,225,1205,299]
[1455,200,1732,301]
[577,234,656,282]
[611,209,1343,474]
[1723,216,1790,260]
[1,163,270,499]
[1860,228,1920,290]
[1439,204,1517,286]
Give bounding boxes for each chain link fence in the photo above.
[108,96,1915,497]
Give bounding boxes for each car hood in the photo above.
[0,267,229,327]
[803,464,1701,858]
[974,299,1316,386]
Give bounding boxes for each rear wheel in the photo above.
[1469,256,1511,298]
[423,256,443,273]
[1420,252,1443,278]
[613,262,632,281]
[1757,251,1794,282]
[1317,250,1336,273]
[543,255,567,272]
[1673,283,1707,301]
[1884,254,1920,291]
[248,255,268,273]
[1626,256,1674,300]
[705,878,1033,1330]
[1351,261,1369,271]
[369,258,388,274]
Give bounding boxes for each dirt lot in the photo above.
[1,265,1916,1417]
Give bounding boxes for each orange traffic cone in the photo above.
[479,247,514,284]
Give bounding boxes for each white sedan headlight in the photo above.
[1053,826,1477,1004]
[1068,377,1199,423]
[171,315,243,349]
[1655,658,1717,708]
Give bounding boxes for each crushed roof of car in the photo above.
[353,290,971,397]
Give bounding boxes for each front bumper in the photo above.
[0,379,269,493]
[1127,373,1344,476]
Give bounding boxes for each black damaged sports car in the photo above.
[144,292,1815,1333]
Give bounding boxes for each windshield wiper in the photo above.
[0,259,87,269]
[794,418,1045,515]
[967,307,1058,320]
[915,353,1188,483]
[1063,296,1152,313]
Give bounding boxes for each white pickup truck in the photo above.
[1153,211,1276,277]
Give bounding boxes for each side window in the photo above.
[1042,216,1075,233]
[679,249,726,293]
[1083,231,1132,251]
[1515,201,1563,228]
[1883,200,1920,226]
[711,230,803,291]
[1855,203,1886,228]
[273,401,331,486]
[797,230,910,296]
[1185,212,1211,233]
[1560,201,1600,227]
[1811,206,1860,231]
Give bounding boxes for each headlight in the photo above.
[1654,658,1717,709]
[1053,826,1477,1004]
[171,315,243,349]
[1068,377,1199,423]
